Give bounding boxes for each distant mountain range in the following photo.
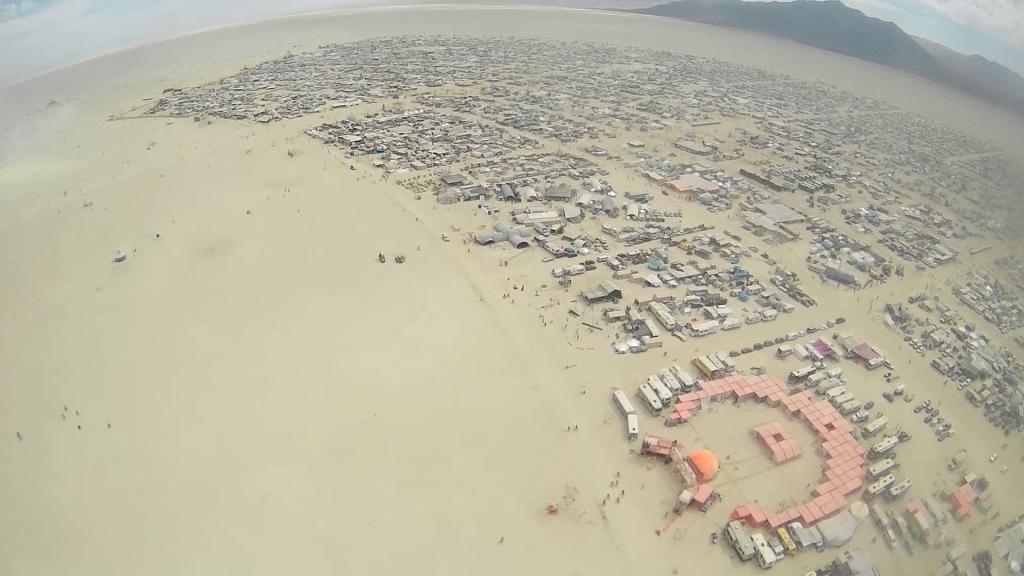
[632,0,1024,115]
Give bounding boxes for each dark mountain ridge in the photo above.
[632,0,1024,115]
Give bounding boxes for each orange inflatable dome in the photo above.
[687,448,719,481]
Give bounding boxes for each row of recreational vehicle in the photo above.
[693,353,735,379]
[635,366,703,416]
[727,520,826,569]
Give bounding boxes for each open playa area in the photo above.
[3,5,1024,575]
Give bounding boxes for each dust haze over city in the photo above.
[2,1,1024,575]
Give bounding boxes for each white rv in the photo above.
[751,533,778,569]
[862,416,889,438]
[670,365,698,391]
[824,386,848,402]
[725,520,756,561]
[636,384,663,416]
[647,375,673,405]
[869,436,899,459]
[867,458,898,480]
[866,474,897,498]
[658,368,683,396]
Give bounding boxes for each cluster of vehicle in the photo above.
[963,378,1024,436]
[912,399,955,441]
[634,364,700,416]
[929,346,1021,436]
[882,383,912,403]
[901,333,928,355]
[724,519,819,570]
[729,317,846,357]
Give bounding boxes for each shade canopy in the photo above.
[688,448,719,481]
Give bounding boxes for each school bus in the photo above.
[776,526,797,555]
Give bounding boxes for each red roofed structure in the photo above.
[754,422,802,463]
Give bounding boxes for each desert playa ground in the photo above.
[2,5,1024,576]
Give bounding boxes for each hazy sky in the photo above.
[0,0,1022,86]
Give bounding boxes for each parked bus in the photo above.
[670,365,698,391]
[657,368,683,396]
[887,478,912,500]
[776,527,797,555]
[750,533,778,569]
[636,384,663,416]
[647,375,673,405]
[862,416,889,438]
[788,365,817,384]
[867,458,899,479]
[693,356,718,378]
[869,436,899,459]
[612,388,639,441]
[612,387,636,416]
[725,520,755,561]
[866,474,897,498]
[626,413,639,442]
